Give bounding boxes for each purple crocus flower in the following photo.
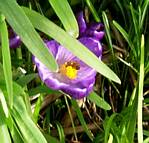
[33,12,104,99]
[9,28,21,48]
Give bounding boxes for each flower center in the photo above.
[59,61,80,79]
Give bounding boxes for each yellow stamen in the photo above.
[65,66,77,79]
[59,61,80,79]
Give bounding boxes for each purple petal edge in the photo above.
[76,11,87,35]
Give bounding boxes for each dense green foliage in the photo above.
[0,0,149,142]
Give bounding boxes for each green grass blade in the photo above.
[130,3,139,36]
[33,95,43,123]
[0,15,13,108]
[113,20,136,58]
[0,63,4,80]
[0,106,11,143]
[16,73,38,87]
[11,85,47,143]
[43,133,60,143]
[0,0,57,72]
[87,92,111,110]
[9,122,24,143]
[55,122,65,143]
[126,87,138,143]
[104,114,118,143]
[102,11,116,67]
[137,35,144,143]
[23,7,121,84]
[85,0,100,22]
[28,85,61,96]
[102,12,113,52]
[144,137,149,143]
[71,99,94,141]
[115,0,126,25]
[64,95,77,141]
[140,0,149,29]
[108,134,113,143]
[0,89,9,118]
[48,0,79,37]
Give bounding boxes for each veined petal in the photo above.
[56,45,75,65]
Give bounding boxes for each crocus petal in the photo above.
[84,23,104,40]
[76,11,87,35]
[79,37,102,58]
[61,81,94,99]
[84,30,104,41]
[9,35,21,48]
[8,28,21,48]
[46,40,59,57]
[88,23,104,31]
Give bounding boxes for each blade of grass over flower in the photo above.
[48,0,79,38]
[87,92,111,110]
[113,20,136,58]
[137,35,144,143]
[23,7,121,84]
[0,0,57,72]
[0,106,11,143]
[71,99,94,141]
[0,15,13,108]
[85,0,100,22]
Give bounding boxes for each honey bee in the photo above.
[65,61,80,70]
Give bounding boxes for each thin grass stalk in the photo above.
[64,95,78,141]
[137,35,144,143]
[85,0,100,22]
